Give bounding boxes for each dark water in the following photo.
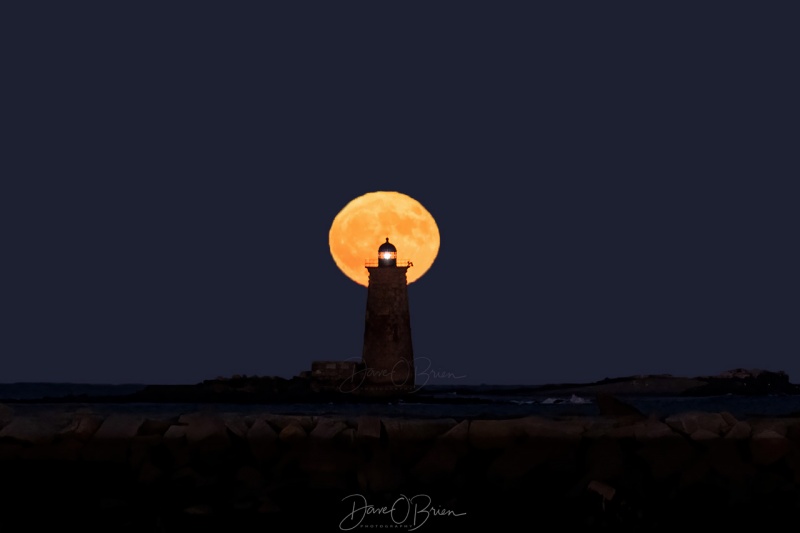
[2,383,800,419]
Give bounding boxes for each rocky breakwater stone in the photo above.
[138,418,174,437]
[411,420,470,484]
[725,421,752,440]
[383,418,457,464]
[222,414,250,441]
[469,417,528,449]
[178,412,230,457]
[356,416,382,442]
[665,411,731,440]
[382,418,457,444]
[278,422,307,444]
[0,415,68,446]
[163,424,189,468]
[82,414,144,462]
[130,423,168,485]
[629,418,677,441]
[470,417,580,486]
[309,418,347,441]
[0,414,72,461]
[522,416,585,441]
[59,412,104,442]
[0,403,13,429]
[356,418,459,494]
[301,418,355,489]
[248,418,278,464]
[263,414,314,433]
[130,433,164,470]
[750,419,790,465]
[20,411,103,461]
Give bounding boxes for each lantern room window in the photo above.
[377,238,398,267]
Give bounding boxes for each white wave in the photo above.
[568,394,591,404]
[541,394,592,405]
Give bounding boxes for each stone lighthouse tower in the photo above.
[361,238,415,394]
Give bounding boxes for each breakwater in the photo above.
[1,404,798,531]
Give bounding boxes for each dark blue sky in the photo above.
[2,4,798,385]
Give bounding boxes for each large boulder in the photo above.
[469,418,528,449]
[0,416,66,445]
[59,413,104,441]
[356,416,382,442]
[0,404,13,429]
[162,424,189,467]
[248,419,278,463]
[137,418,173,437]
[750,418,788,437]
[750,430,790,465]
[522,416,585,440]
[223,415,250,440]
[725,421,752,439]
[439,419,469,445]
[278,422,307,444]
[82,414,144,462]
[633,420,676,441]
[665,412,729,436]
[690,429,720,441]
[410,419,471,484]
[309,418,347,441]
[263,414,314,432]
[178,412,230,455]
[92,414,144,440]
[382,418,457,444]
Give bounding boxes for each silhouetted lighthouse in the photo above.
[362,238,415,393]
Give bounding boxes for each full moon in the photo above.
[329,191,440,287]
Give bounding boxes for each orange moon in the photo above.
[329,191,440,287]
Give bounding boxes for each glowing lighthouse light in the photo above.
[378,238,397,267]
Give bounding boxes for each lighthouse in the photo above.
[361,238,415,394]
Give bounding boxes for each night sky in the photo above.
[3,4,798,385]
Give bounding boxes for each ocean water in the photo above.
[2,383,800,419]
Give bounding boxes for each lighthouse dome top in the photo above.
[378,238,397,254]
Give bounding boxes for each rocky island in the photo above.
[3,368,797,405]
